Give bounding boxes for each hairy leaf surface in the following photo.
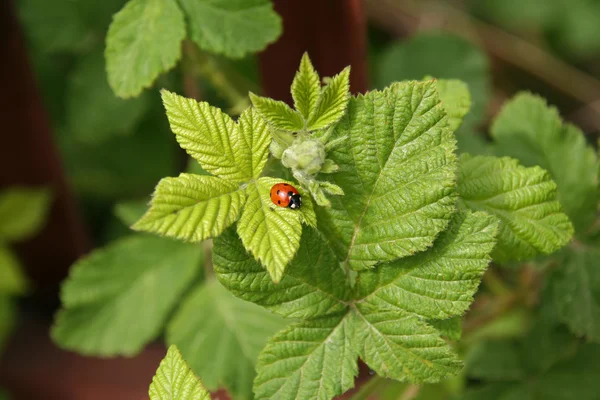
[316,80,457,270]
[306,67,350,131]
[457,155,573,262]
[161,91,270,182]
[292,53,321,119]
[254,314,358,400]
[249,93,305,132]
[491,93,598,233]
[237,178,315,283]
[352,307,461,383]
[133,174,246,242]
[214,226,350,319]
[356,211,498,320]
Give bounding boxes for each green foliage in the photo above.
[355,211,498,320]
[178,0,281,58]
[0,248,28,295]
[52,235,202,356]
[214,210,498,398]
[137,90,316,282]
[214,226,350,320]
[248,94,305,132]
[106,0,186,98]
[317,80,457,270]
[254,314,358,400]
[133,174,246,242]
[457,155,573,262]
[435,79,472,132]
[0,187,51,242]
[491,93,598,234]
[377,33,490,133]
[67,50,150,143]
[149,345,211,400]
[549,247,600,341]
[0,296,15,353]
[291,53,321,120]
[167,280,286,400]
[305,67,350,131]
[113,199,149,226]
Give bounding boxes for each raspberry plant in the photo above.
[50,51,591,400]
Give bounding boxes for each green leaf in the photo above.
[214,226,350,320]
[292,53,321,119]
[106,0,186,98]
[457,155,573,262]
[237,178,316,283]
[549,247,600,341]
[356,211,497,319]
[435,79,472,132]
[178,0,281,58]
[316,80,457,270]
[462,383,534,400]
[377,33,490,133]
[167,280,285,400]
[249,93,305,132]
[0,187,51,242]
[67,50,150,144]
[465,340,525,381]
[149,345,211,400]
[253,313,358,400]
[161,91,270,182]
[306,67,350,131]
[52,235,202,356]
[114,199,149,227]
[0,247,28,295]
[352,307,461,383]
[491,93,598,233]
[133,174,246,242]
[536,343,600,400]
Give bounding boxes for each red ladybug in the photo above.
[270,183,302,209]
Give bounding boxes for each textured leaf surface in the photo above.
[106,0,186,98]
[254,314,358,400]
[249,93,305,132]
[352,307,461,382]
[133,174,246,242]
[67,50,149,143]
[237,178,315,282]
[214,226,350,320]
[178,0,281,58]
[457,155,573,262]
[0,247,28,295]
[162,91,270,182]
[429,317,462,341]
[52,235,202,356]
[292,53,321,119]
[549,247,600,341]
[149,345,211,400]
[0,187,51,242]
[316,80,457,270]
[306,67,350,131]
[377,33,489,133]
[356,211,497,319]
[491,93,598,233]
[436,79,472,132]
[167,280,285,400]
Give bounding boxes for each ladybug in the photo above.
[270,183,302,209]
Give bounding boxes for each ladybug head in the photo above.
[288,193,302,209]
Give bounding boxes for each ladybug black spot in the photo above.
[283,183,289,186]
[288,191,293,196]
[277,190,280,194]
[278,200,281,204]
